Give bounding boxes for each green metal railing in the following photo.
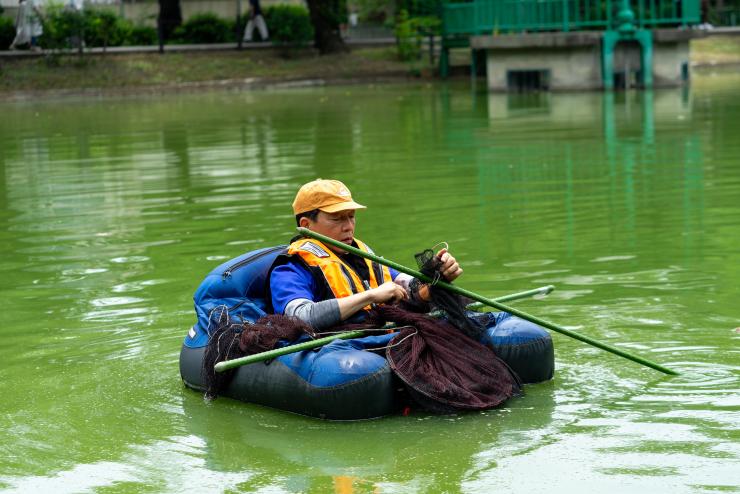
[443,0,701,36]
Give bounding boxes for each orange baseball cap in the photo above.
[292,179,366,215]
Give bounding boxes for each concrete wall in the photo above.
[484,45,603,91]
[610,38,691,87]
[476,31,694,91]
[654,39,690,86]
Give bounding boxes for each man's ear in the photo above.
[299,216,311,228]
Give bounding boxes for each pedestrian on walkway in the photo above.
[242,0,269,42]
[9,0,42,50]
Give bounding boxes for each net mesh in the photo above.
[201,313,315,399]
[413,249,483,339]
[375,305,521,412]
[382,249,521,411]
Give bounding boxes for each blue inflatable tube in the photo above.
[179,247,554,419]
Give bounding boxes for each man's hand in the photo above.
[437,248,463,282]
[336,281,407,320]
[371,281,409,304]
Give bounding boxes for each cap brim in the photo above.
[319,201,366,213]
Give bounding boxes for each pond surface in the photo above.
[1,70,739,493]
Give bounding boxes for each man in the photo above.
[269,179,462,329]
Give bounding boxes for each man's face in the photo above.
[301,210,356,252]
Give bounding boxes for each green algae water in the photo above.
[1,70,738,493]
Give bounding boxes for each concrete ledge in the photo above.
[702,26,740,37]
[471,28,710,50]
[471,31,603,50]
[653,28,707,42]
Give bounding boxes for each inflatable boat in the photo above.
[179,246,555,420]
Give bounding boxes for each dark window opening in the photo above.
[613,69,640,89]
[613,71,627,89]
[507,70,550,92]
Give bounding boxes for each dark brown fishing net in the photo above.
[412,248,484,340]
[238,314,315,354]
[384,249,521,411]
[201,312,316,399]
[356,305,521,412]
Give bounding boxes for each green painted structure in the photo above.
[441,0,702,87]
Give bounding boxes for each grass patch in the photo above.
[0,47,435,94]
[691,35,740,65]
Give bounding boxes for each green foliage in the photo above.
[354,0,392,23]
[84,9,133,48]
[397,0,442,18]
[410,15,440,35]
[263,5,314,45]
[394,9,440,61]
[0,15,15,50]
[36,5,158,50]
[38,4,87,51]
[707,0,740,26]
[172,12,230,44]
[126,25,158,46]
[395,9,416,61]
[225,18,242,41]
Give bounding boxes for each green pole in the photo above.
[295,227,679,376]
[214,284,556,372]
[215,330,367,372]
[465,285,554,309]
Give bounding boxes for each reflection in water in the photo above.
[479,88,706,266]
[179,387,557,493]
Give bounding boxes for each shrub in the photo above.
[126,24,158,46]
[394,10,440,61]
[172,12,231,44]
[38,4,87,51]
[394,9,417,61]
[84,9,133,49]
[225,18,244,42]
[0,15,15,50]
[263,5,314,46]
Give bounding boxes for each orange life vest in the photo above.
[286,237,393,300]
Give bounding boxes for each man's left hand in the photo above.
[437,248,463,282]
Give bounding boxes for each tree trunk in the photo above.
[157,0,182,42]
[306,0,348,54]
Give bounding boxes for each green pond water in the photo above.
[1,70,739,493]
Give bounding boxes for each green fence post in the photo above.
[637,30,653,88]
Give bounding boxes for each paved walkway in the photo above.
[704,26,740,36]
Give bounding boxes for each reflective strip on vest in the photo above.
[287,238,393,300]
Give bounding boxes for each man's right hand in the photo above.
[371,281,409,304]
[336,281,408,321]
